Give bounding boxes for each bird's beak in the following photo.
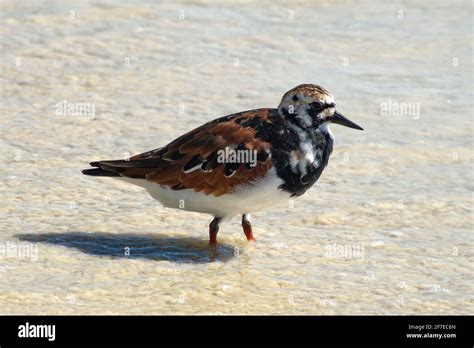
[331,111,364,130]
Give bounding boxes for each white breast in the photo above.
[117,168,291,219]
[287,122,320,178]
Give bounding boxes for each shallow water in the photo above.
[0,0,472,314]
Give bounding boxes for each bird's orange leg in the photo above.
[242,214,256,242]
[209,217,221,245]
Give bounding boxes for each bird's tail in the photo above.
[81,168,121,177]
[82,160,155,178]
[82,161,126,177]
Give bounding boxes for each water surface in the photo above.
[0,0,472,314]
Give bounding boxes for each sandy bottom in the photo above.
[1,0,472,314]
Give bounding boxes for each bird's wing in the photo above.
[88,109,275,196]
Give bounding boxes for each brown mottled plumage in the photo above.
[90,109,273,196]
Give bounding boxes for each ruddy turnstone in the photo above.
[83,84,363,245]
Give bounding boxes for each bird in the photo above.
[82,84,363,245]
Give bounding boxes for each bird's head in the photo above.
[277,84,363,131]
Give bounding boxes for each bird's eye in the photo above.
[310,101,324,110]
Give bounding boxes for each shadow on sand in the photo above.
[16,232,238,263]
